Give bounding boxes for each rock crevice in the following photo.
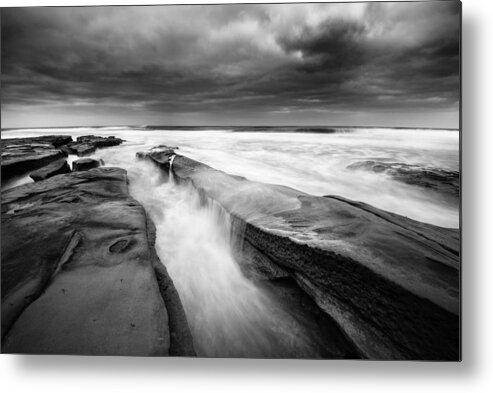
[1,167,194,356]
[138,146,460,360]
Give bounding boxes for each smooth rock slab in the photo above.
[72,158,104,171]
[1,168,172,355]
[29,159,71,181]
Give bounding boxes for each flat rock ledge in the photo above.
[1,167,195,356]
[68,135,123,156]
[1,136,72,181]
[1,135,124,182]
[72,158,104,172]
[138,146,460,360]
[29,159,71,181]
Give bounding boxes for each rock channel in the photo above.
[1,136,194,356]
[1,167,194,356]
[138,146,460,360]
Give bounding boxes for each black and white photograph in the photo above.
[1,1,461,361]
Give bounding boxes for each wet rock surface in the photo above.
[29,159,71,181]
[72,158,104,172]
[136,145,178,160]
[1,135,72,181]
[67,142,96,156]
[347,160,460,199]
[1,135,124,182]
[140,146,460,360]
[76,135,124,147]
[258,277,362,359]
[145,217,196,357]
[1,167,194,356]
[68,135,123,156]
[1,135,73,149]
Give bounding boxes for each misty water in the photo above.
[3,127,459,227]
[1,126,459,357]
[130,161,335,357]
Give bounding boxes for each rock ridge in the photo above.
[1,167,194,356]
[137,146,460,360]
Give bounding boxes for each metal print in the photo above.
[0,1,461,360]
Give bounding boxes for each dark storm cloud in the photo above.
[279,18,368,70]
[1,2,460,128]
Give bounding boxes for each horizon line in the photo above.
[1,124,461,131]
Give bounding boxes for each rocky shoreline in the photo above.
[1,166,194,355]
[1,135,71,181]
[137,146,460,360]
[1,136,460,359]
[1,134,123,182]
[1,135,194,356]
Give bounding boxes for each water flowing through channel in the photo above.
[53,144,331,357]
[124,156,329,357]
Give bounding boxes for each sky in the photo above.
[1,1,461,129]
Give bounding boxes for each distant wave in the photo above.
[140,126,232,132]
[228,126,354,134]
[136,125,352,133]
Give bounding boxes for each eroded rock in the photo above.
[76,135,123,147]
[347,160,460,199]
[72,158,103,172]
[29,159,71,182]
[1,135,73,149]
[141,146,460,360]
[136,145,177,160]
[1,136,72,181]
[67,143,96,156]
[1,167,194,356]
[67,135,124,156]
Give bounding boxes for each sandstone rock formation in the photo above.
[72,158,104,172]
[67,135,123,156]
[76,135,124,147]
[138,146,460,360]
[1,135,72,181]
[1,167,195,356]
[1,134,123,181]
[1,135,73,148]
[29,159,71,181]
[67,143,96,156]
